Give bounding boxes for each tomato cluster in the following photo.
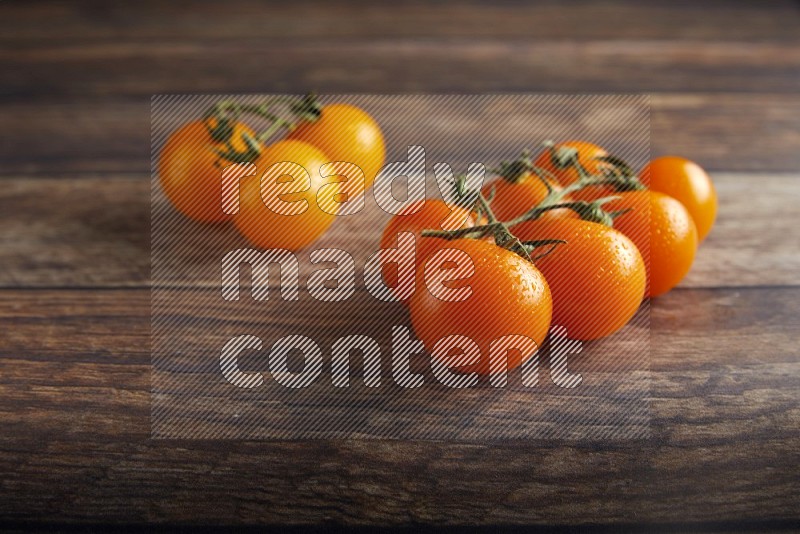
[383,142,717,374]
[159,96,386,249]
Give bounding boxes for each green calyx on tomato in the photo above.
[201,93,324,165]
[421,193,567,264]
[492,149,539,184]
[420,142,652,265]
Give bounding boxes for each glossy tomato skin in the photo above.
[533,141,608,187]
[569,183,618,203]
[287,103,385,193]
[409,239,552,376]
[482,174,576,221]
[379,199,475,301]
[606,190,698,297]
[233,140,339,251]
[159,119,257,222]
[513,218,646,341]
[640,156,717,241]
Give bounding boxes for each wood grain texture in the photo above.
[1,173,798,289]
[2,0,800,527]
[3,94,799,175]
[5,40,800,101]
[4,0,800,43]
[0,287,798,524]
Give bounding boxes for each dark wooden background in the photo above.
[1,0,799,529]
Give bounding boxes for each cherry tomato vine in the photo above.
[202,93,323,165]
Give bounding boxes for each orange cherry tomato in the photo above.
[569,183,618,203]
[513,218,646,341]
[409,239,552,376]
[159,118,257,223]
[533,140,608,187]
[287,103,386,193]
[482,173,576,221]
[380,199,476,301]
[233,140,339,251]
[640,156,717,241]
[606,190,698,297]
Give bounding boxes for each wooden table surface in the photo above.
[2,0,799,529]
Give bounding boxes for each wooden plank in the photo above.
[682,172,800,288]
[2,94,798,175]
[0,173,798,289]
[651,94,800,173]
[3,0,799,43]
[2,286,798,371]
[0,286,798,523]
[0,178,149,287]
[5,40,800,101]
